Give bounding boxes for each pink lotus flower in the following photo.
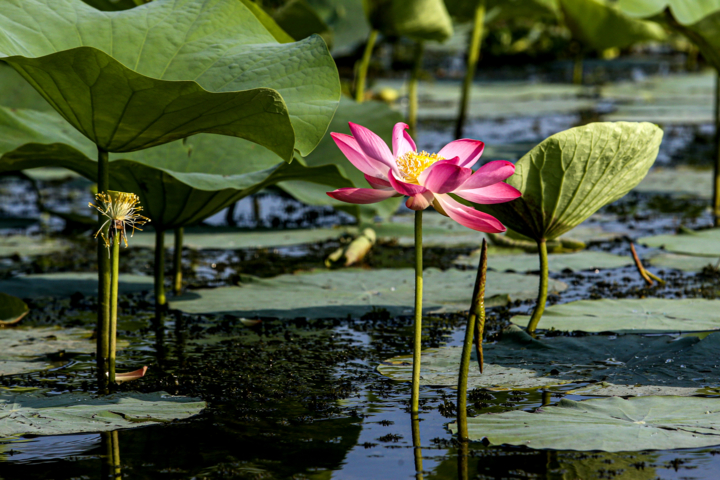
[326,122,521,232]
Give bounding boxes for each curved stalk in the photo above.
[458,239,487,441]
[526,239,548,333]
[411,210,423,414]
[714,70,720,227]
[411,413,424,480]
[355,29,378,103]
[155,228,166,312]
[108,231,120,384]
[173,227,183,295]
[455,0,485,139]
[97,146,110,392]
[408,41,424,139]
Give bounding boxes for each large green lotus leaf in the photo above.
[0,293,28,325]
[364,0,454,42]
[511,298,720,333]
[170,268,567,318]
[279,97,405,220]
[477,122,663,242]
[639,228,720,256]
[0,327,99,376]
[647,252,719,272]
[634,167,712,198]
[618,0,720,25]
[444,0,558,23]
[0,0,340,157]
[454,250,632,272]
[273,0,332,45]
[378,326,720,394]
[307,0,371,56]
[0,272,153,298]
[0,392,205,436]
[0,107,353,229]
[0,236,68,257]
[559,0,666,51]
[448,396,720,451]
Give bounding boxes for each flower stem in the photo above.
[457,239,487,441]
[155,228,166,313]
[173,227,183,296]
[526,239,548,334]
[97,146,110,392]
[408,41,424,138]
[455,0,485,139]
[411,210,423,414]
[108,230,120,384]
[355,29,378,103]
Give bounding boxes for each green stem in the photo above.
[108,230,120,384]
[173,227,183,296]
[457,437,469,480]
[355,29,378,103]
[155,228,166,312]
[411,413,423,480]
[408,41,424,139]
[573,52,583,85]
[458,239,487,441]
[526,239,548,334]
[455,0,485,139]
[97,146,110,392]
[411,210,423,414]
[714,69,720,227]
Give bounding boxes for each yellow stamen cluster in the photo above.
[89,191,150,249]
[396,151,445,183]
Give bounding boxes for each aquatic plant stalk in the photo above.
[408,41,424,138]
[573,53,583,85]
[411,413,424,480]
[155,229,166,311]
[526,239,548,333]
[630,242,654,286]
[455,0,485,139]
[173,227,183,296]
[111,430,121,480]
[108,231,120,384]
[457,437,469,480]
[355,29,378,103]
[411,210,423,414]
[97,146,110,391]
[715,70,720,227]
[457,239,486,441]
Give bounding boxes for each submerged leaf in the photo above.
[170,268,567,318]
[0,392,205,436]
[478,122,663,242]
[0,0,340,157]
[448,396,720,451]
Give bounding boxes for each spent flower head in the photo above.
[89,191,150,249]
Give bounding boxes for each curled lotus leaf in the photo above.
[477,122,663,242]
[364,0,454,42]
[0,293,29,325]
[0,0,340,157]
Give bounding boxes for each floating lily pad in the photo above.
[0,327,97,376]
[634,167,712,198]
[647,252,719,272]
[0,272,153,299]
[0,293,28,325]
[639,228,720,256]
[0,236,68,257]
[378,326,720,394]
[511,298,720,333]
[170,268,567,319]
[454,250,632,272]
[372,213,486,248]
[449,396,720,451]
[0,392,206,437]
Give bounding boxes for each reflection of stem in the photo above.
[175,311,187,368]
[542,390,551,406]
[101,432,112,479]
[355,29,378,103]
[155,228,166,312]
[458,240,487,441]
[526,239,548,334]
[111,431,121,480]
[109,232,120,384]
[411,413,423,480]
[455,0,485,139]
[97,146,110,393]
[714,70,720,227]
[411,210,423,414]
[173,227,183,296]
[457,438,469,480]
[408,41,424,139]
[630,242,654,286]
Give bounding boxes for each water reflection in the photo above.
[411,413,423,480]
[100,431,121,480]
